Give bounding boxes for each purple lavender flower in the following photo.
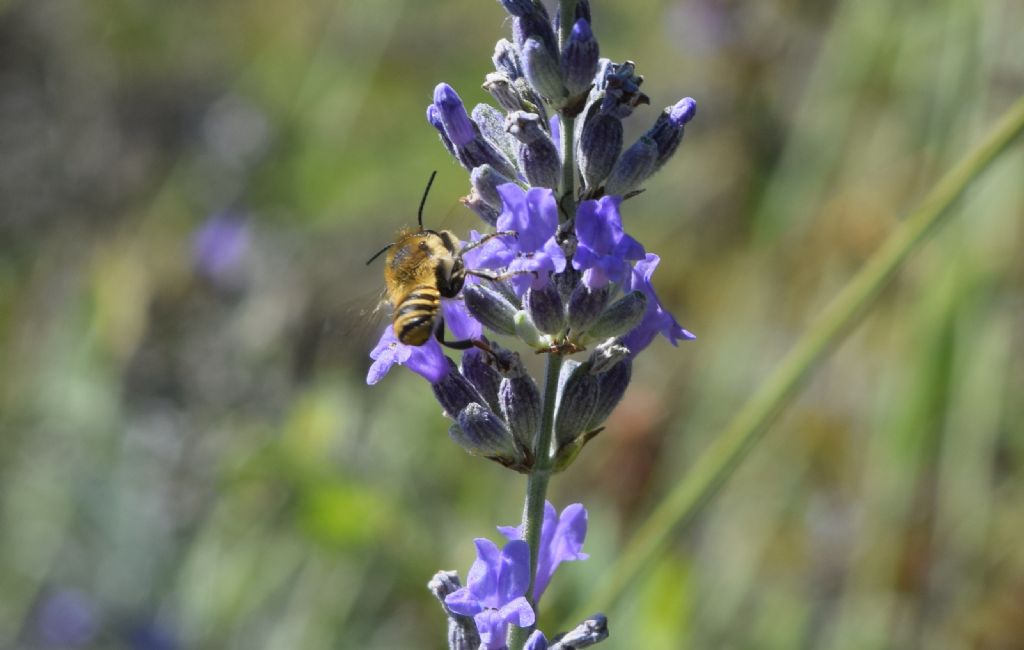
[36,588,99,647]
[191,212,249,279]
[463,184,567,296]
[621,253,696,355]
[445,539,536,649]
[572,196,645,289]
[499,501,588,602]
[367,326,449,385]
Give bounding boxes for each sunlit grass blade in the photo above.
[570,94,1024,623]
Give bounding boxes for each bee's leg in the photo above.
[465,268,535,283]
[433,316,475,350]
[459,230,518,254]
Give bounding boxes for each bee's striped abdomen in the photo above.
[393,284,441,346]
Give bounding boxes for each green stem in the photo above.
[511,9,578,648]
[568,94,1024,623]
[508,354,563,649]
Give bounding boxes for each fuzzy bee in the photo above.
[367,172,511,348]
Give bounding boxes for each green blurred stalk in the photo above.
[570,94,1024,623]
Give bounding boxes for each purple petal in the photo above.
[442,299,482,340]
[467,538,502,604]
[403,337,450,383]
[614,232,646,261]
[575,199,614,254]
[444,587,484,618]
[464,230,515,270]
[497,524,521,540]
[474,609,511,650]
[542,238,567,274]
[498,540,532,603]
[533,502,590,602]
[524,187,558,241]
[552,503,589,562]
[498,596,536,628]
[366,327,410,385]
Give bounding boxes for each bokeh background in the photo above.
[2,0,1023,648]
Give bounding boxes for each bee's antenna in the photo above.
[365,243,392,265]
[418,170,437,231]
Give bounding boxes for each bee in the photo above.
[366,172,512,348]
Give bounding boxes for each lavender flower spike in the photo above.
[500,501,589,602]
[445,539,536,650]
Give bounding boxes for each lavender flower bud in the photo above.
[514,11,557,56]
[461,347,502,414]
[426,104,457,158]
[562,19,599,97]
[598,60,649,118]
[464,283,519,335]
[550,614,609,649]
[554,361,599,447]
[586,291,647,340]
[514,310,545,348]
[496,0,537,18]
[500,374,542,451]
[577,104,623,191]
[524,282,565,335]
[514,77,549,124]
[553,266,582,303]
[522,37,568,104]
[588,338,630,374]
[433,359,486,417]
[507,111,561,190]
[451,403,524,463]
[427,571,481,650]
[433,83,476,146]
[587,359,631,430]
[554,0,592,29]
[471,165,516,210]
[603,136,657,196]
[461,190,500,226]
[493,39,523,80]
[473,103,519,167]
[458,136,519,180]
[567,283,610,333]
[484,72,525,113]
[649,97,697,168]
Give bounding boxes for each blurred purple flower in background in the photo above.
[35,588,99,647]
[191,212,250,280]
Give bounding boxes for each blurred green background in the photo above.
[1,0,1022,648]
